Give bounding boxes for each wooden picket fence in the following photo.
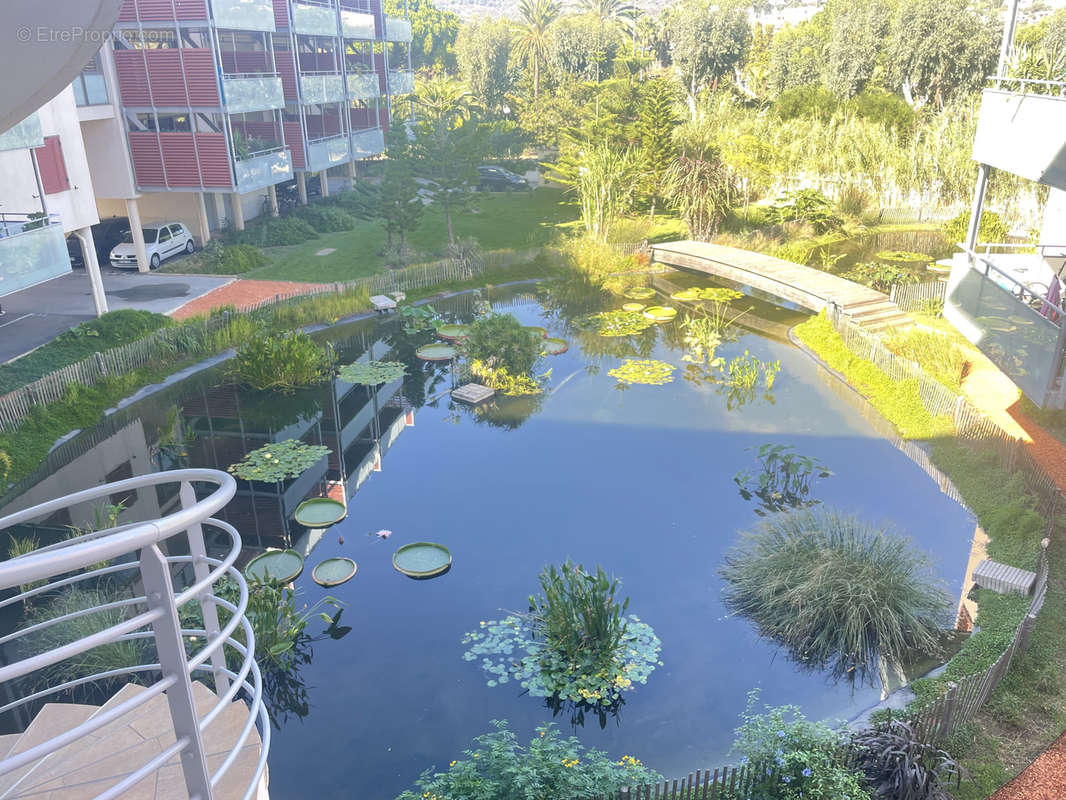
[890,280,947,313]
[0,246,551,433]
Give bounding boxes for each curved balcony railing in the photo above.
[0,469,269,800]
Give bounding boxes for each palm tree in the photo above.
[577,0,636,85]
[512,0,560,99]
[413,74,477,133]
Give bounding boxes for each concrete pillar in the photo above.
[230,192,245,232]
[319,170,330,198]
[196,192,211,245]
[125,198,149,273]
[212,193,228,228]
[267,185,279,217]
[964,164,991,254]
[297,172,308,206]
[74,227,109,316]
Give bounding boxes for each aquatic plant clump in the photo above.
[338,360,407,386]
[228,440,331,483]
[462,614,661,705]
[877,250,933,263]
[734,444,833,516]
[720,508,952,684]
[585,310,655,337]
[608,359,675,386]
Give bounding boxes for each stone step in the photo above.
[846,301,902,318]
[0,682,265,800]
[0,702,98,798]
[0,736,22,762]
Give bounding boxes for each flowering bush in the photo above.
[395,720,661,800]
[730,691,868,800]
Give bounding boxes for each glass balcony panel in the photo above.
[340,9,375,39]
[0,113,43,152]
[388,70,414,95]
[346,72,380,100]
[0,222,69,297]
[292,2,339,36]
[82,74,109,105]
[973,87,1066,192]
[308,134,351,172]
[300,73,346,104]
[350,127,384,158]
[235,148,293,193]
[945,258,1063,404]
[211,0,277,31]
[223,75,286,113]
[384,17,412,42]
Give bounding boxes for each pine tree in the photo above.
[379,121,423,252]
[637,78,680,222]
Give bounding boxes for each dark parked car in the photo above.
[67,217,131,269]
[477,165,529,192]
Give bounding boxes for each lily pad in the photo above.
[643,306,678,322]
[437,324,471,341]
[245,549,304,584]
[670,288,703,301]
[624,287,655,300]
[877,250,932,263]
[338,360,406,386]
[416,343,457,361]
[228,440,331,483]
[524,326,548,339]
[294,497,346,528]
[543,338,569,355]
[312,557,357,587]
[608,359,676,386]
[393,542,452,578]
[621,302,645,312]
[585,310,654,337]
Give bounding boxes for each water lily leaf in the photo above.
[338,360,407,386]
[608,359,676,386]
[228,440,331,483]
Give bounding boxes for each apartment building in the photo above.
[0,0,411,302]
[944,0,1066,408]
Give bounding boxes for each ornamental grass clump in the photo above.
[231,330,332,392]
[720,508,951,684]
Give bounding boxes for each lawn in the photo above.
[249,188,579,284]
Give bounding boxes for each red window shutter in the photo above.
[34,136,70,195]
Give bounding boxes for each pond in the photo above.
[808,229,955,280]
[0,276,978,798]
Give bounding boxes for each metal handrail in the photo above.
[958,244,1066,320]
[988,74,1066,95]
[0,469,269,800]
[222,71,282,80]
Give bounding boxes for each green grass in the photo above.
[249,188,579,283]
[0,310,171,394]
[792,312,953,439]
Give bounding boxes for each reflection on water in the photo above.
[0,279,985,797]
[811,230,955,279]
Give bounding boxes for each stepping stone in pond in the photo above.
[452,383,495,404]
[316,248,337,256]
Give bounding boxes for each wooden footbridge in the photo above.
[650,241,912,332]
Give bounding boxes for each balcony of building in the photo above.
[0,215,69,297]
[114,44,221,108]
[350,125,384,159]
[292,0,340,36]
[283,103,349,172]
[0,114,43,152]
[72,56,110,110]
[340,7,376,40]
[117,0,209,23]
[212,0,277,32]
[972,77,1066,193]
[945,243,1066,408]
[384,16,412,43]
[230,114,293,192]
[216,33,286,114]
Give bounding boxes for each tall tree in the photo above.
[663,0,752,109]
[636,78,681,221]
[823,0,891,99]
[767,17,828,96]
[386,0,460,72]
[378,122,423,251]
[577,0,636,87]
[512,0,560,99]
[457,17,516,113]
[885,0,1000,109]
[412,76,481,246]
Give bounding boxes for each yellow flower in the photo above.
[539,731,545,737]
[449,760,457,767]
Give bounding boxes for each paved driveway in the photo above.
[0,270,232,364]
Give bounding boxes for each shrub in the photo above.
[231,217,318,247]
[0,450,10,483]
[731,690,868,800]
[562,235,636,285]
[845,261,919,292]
[767,190,842,234]
[837,185,872,218]
[231,331,332,392]
[852,720,962,800]
[326,182,380,220]
[396,720,662,800]
[720,508,952,684]
[171,241,269,275]
[775,85,839,121]
[464,313,540,375]
[848,90,916,139]
[943,211,1009,246]
[294,204,357,233]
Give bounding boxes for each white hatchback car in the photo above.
[109,222,195,269]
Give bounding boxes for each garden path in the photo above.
[988,727,1066,800]
[170,279,329,320]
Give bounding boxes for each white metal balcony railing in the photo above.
[0,469,269,800]
[222,73,286,114]
[0,215,71,298]
[0,113,43,153]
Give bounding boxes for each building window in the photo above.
[72,57,109,106]
[34,136,70,195]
